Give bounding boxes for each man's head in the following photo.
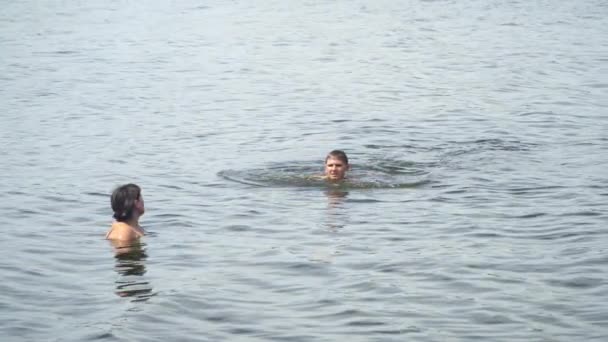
[324,150,349,181]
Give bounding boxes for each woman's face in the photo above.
[135,194,145,216]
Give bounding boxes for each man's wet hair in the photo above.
[111,183,141,222]
[325,150,349,164]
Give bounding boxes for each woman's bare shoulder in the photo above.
[106,222,142,241]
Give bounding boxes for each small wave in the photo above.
[545,277,604,289]
[441,138,537,160]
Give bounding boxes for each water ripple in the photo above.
[2,0,607,341]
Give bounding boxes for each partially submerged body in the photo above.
[106,183,145,242]
[107,228,146,257]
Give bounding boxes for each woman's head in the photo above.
[111,183,144,222]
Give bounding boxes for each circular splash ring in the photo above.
[218,160,431,189]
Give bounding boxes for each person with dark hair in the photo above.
[324,150,350,181]
[106,183,145,241]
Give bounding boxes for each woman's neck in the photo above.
[123,216,140,228]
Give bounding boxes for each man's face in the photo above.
[324,157,349,181]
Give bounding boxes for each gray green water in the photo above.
[1,0,607,341]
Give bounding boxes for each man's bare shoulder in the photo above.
[306,175,327,181]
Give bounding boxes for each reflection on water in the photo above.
[325,188,349,209]
[309,188,350,263]
[109,240,155,302]
[324,188,349,231]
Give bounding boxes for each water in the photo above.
[1,0,607,341]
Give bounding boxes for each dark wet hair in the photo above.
[325,150,349,164]
[111,183,141,222]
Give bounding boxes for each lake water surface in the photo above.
[1,0,607,341]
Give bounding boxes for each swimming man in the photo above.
[323,150,350,181]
